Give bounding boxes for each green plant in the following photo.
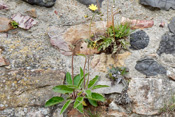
[108,23,131,39]
[45,67,109,114]
[86,23,132,54]
[160,95,175,113]
[86,109,100,117]
[10,21,19,29]
[106,66,129,85]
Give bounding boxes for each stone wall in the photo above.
[0,0,175,116]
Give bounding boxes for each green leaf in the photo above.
[53,85,74,94]
[60,100,73,114]
[66,72,72,85]
[73,74,81,86]
[88,99,97,107]
[80,67,84,79]
[66,85,78,89]
[78,73,88,88]
[88,76,99,88]
[76,103,84,113]
[92,85,109,90]
[78,77,84,88]
[85,89,92,98]
[74,96,84,108]
[87,93,105,102]
[92,93,105,102]
[45,97,64,107]
[77,91,83,97]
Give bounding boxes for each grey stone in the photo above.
[128,78,175,115]
[159,54,175,67]
[22,0,56,7]
[135,58,167,76]
[140,0,175,10]
[0,69,65,109]
[130,30,149,50]
[157,33,175,55]
[109,101,127,113]
[168,17,175,34]
[77,0,104,7]
[0,107,51,117]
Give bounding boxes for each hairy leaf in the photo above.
[74,97,84,108]
[77,91,83,97]
[60,100,73,114]
[87,92,105,102]
[88,99,97,107]
[53,85,74,94]
[85,89,92,98]
[73,74,80,86]
[76,103,84,113]
[66,72,72,85]
[66,85,78,89]
[45,97,64,107]
[88,76,99,88]
[80,67,84,79]
[92,85,109,90]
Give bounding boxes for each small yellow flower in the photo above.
[84,15,88,18]
[88,4,98,11]
[93,41,97,48]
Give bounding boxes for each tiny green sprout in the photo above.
[10,21,19,29]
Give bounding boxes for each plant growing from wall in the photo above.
[45,47,108,114]
[86,23,132,54]
[10,21,19,29]
[106,65,129,86]
[86,0,133,55]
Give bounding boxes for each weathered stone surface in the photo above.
[94,80,124,94]
[108,89,132,105]
[0,49,7,66]
[135,58,167,76]
[0,0,174,116]
[107,110,128,117]
[140,0,175,10]
[53,108,63,117]
[167,69,175,81]
[159,54,175,67]
[0,69,65,109]
[109,101,129,113]
[0,17,12,32]
[11,13,37,29]
[157,33,175,55]
[22,0,56,7]
[130,30,149,50]
[0,33,7,38]
[25,9,37,18]
[168,17,175,34]
[0,107,51,117]
[91,52,131,72]
[0,3,8,10]
[77,0,104,7]
[48,21,106,56]
[128,78,175,115]
[121,17,154,29]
